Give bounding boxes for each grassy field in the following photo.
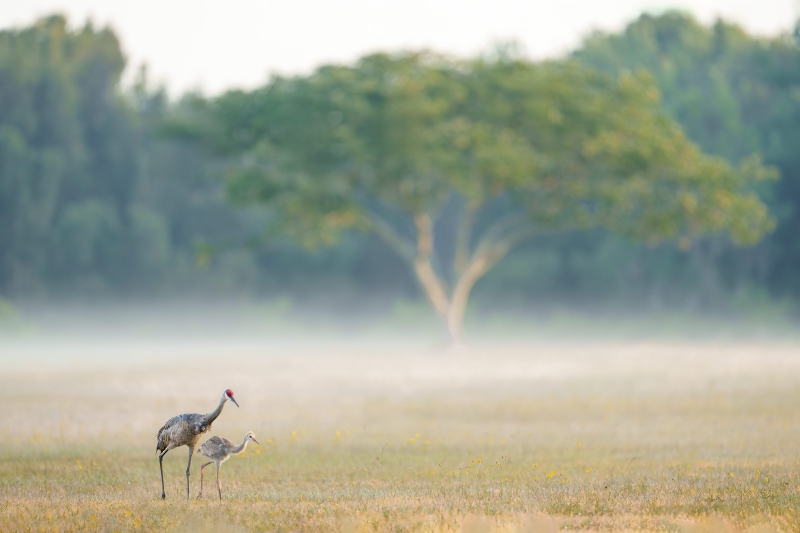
[2,341,800,532]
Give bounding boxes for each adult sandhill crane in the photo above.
[196,431,260,500]
[155,389,239,499]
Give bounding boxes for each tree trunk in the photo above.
[412,213,455,342]
[412,213,451,317]
[407,211,523,345]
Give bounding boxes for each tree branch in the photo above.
[413,213,451,317]
[367,213,416,264]
[447,252,491,342]
[488,224,539,259]
[471,213,530,260]
[454,200,481,278]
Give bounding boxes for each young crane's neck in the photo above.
[202,394,227,425]
[230,436,249,455]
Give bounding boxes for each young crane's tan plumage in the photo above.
[196,431,260,500]
[155,389,239,499]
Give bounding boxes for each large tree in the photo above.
[188,52,775,342]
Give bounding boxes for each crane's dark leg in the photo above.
[185,446,194,499]
[216,463,222,500]
[158,449,170,499]
[197,462,212,499]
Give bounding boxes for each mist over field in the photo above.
[4,340,800,531]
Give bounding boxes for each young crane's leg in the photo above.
[185,446,194,499]
[158,449,170,500]
[197,462,212,499]
[216,463,222,500]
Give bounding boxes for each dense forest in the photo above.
[0,12,798,333]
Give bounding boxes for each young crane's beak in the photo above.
[252,437,260,444]
[230,396,240,408]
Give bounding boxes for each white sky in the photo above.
[0,0,794,95]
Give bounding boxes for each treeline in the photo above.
[0,13,798,319]
[0,15,266,304]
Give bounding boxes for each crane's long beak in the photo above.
[252,437,260,445]
[230,397,240,408]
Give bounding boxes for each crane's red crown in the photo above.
[226,389,234,398]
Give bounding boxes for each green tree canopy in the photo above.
[186,52,775,341]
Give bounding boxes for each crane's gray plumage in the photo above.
[196,431,259,500]
[155,389,239,499]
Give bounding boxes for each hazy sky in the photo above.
[0,0,794,95]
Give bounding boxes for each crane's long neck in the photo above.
[231,436,249,455]
[202,395,227,425]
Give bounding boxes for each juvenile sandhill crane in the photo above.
[196,431,260,500]
[155,389,239,499]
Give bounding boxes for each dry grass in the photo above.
[2,341,800,532]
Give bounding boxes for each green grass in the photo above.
[2,342,800,532]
